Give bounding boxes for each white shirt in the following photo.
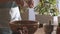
[10,6,22,22]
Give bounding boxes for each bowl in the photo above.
[9,20,39,34]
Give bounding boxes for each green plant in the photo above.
[34,0,59,16]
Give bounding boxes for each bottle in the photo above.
[44,20,53,34]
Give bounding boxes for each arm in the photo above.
[28,0,34,8]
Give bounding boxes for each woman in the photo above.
[0,0,21,34]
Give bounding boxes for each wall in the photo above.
[21,13,53,24]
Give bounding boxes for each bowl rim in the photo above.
[9,20,39,25]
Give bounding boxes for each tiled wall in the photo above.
[21,13,53,24]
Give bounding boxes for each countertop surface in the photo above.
[34,28,45,34]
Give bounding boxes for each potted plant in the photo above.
[34,0,59,25]
[34,0,59,26]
